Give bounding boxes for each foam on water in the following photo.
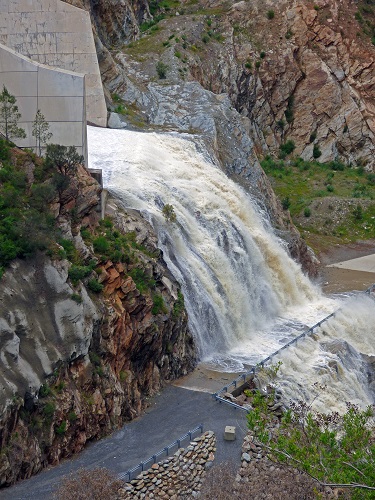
[88,126,374,410]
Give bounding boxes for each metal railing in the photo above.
[118,424,204,482]
[212,311,336,407]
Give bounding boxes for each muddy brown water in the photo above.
[175,247,375,393]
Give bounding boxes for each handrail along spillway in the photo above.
[213,284,375,410]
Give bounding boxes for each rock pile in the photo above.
[119,431,216,499]
[236,433,339,499]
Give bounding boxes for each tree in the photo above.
[32,109,52,156]
[247,388,375,498]
[162,204,177,222]
[45,144,83,176]
[0,86,26,142]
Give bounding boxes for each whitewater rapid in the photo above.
[87,126,375,410]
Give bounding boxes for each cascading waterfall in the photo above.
[88,126,374,409]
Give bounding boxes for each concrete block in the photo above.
[224,426,236,441]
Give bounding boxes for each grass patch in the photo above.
[261,155,375,241]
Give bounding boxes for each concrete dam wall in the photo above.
[0,0,107,158]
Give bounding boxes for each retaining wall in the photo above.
[119,431,216,499]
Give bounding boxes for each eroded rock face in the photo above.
[186,0,375,169]
[0,165,195,486]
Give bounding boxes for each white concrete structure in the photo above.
[0,43,87,159]
[0,0,106,127]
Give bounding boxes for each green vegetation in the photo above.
[156,60,168,79]
[172,290,185,318]
[152,293,167,314]
[162,204,177,222]
[129,268,155,294]
[313,144,322,159]
[55,421,67,435]
[68,265,92,286]
[0,139,59,271]
[43,402,56,418]
[32,109,52,156]
[68,411,77,422]
[260,155,375,242]
[247,390,375,498]
[285,95,294,124]
[279,140,295,159]
[87,279,104,293]
[39,384,51,398]
[0,86,26,142]
[355,0,375,43]
[266,10,275,19]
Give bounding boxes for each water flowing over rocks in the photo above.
[119,431,216,499]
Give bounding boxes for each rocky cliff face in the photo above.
[66,0,375,171]
[0,152,195,487]
[61,0,374,275]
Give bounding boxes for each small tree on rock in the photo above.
[45,144,83,176]
[32,109,52,156]
[0,86,26,142]
[162,204,177,222]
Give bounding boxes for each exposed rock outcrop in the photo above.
[0,154,195,487]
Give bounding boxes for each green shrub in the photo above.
[129,268,155,294]
[156,61,168,79]
[245,61,252,69]
[279,140,296,159]
[43,402,56,418]
[0,138,10,161]
[304,207,311,217]
[68,411,77,422]
[89,351,101,366]
[174,51,182,58]
[152,293,167,315]
[87,279,103,293]
[326,184,334,192]
[255,60,261,69]
[202,34,210,44]
[59,239,77,261]
[285,95,294,124]
[162,204,177,222]
[172,290,185,318]
[313,144,322,159]
[39,384,51,398]
[93,236,110,255]
[353,204,363,220]
[68,265,91,285]
[55,421,67,435]
[267,10,275,19]
[282,196,291,210]
[260,51,266,59]
[247,391,375,498]
[309,130,317,143]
